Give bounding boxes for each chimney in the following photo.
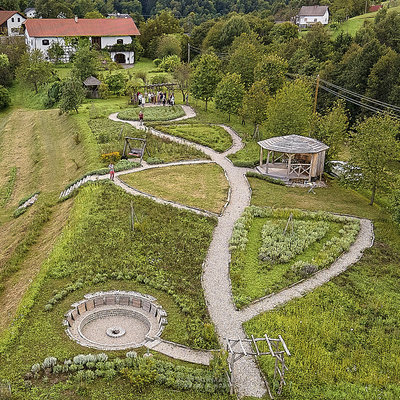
[74,15,78,23]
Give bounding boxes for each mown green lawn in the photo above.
[120,163,229,214]
[118,106,185,122]
[152,124,233,153]
[243,177,400,399]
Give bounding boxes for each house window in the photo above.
[18,18,20,22]
[314,18,317,22]
[11,17,14,22]
[42,39,49,45]
[117,39,123,44]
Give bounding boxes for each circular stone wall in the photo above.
[64,291,167,351]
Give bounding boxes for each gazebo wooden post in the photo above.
[287,154,293,177]
[266,151,271,173]
[259,146,263,168]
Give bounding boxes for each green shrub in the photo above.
[0,85,11,109]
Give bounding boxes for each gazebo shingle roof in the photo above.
[258,134,329,154]
[83,76,101,86]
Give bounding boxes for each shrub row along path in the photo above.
[88,104,373,398]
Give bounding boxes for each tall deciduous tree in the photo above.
[254,54,288,95]
[350,114,400,205]
[264,79,313,137]
[16,50,53,93]
[228,41,261,89]
[47,41,65,63]
[59,76,85,114]
[191,53,222,111]
[240,79,269,136]
[215,73,245,121]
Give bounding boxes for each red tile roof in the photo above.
[0,10,21,25]
[24,18,140,37]
[369,5,383,12]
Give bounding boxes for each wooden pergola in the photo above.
[258,134,329,182]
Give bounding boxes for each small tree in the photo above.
[173,63,191,103]
[215,73,245,121]
[191,53,222,111]
[264,79,313,137]
[72,44,99,81]
[312,100,348,161]
[16,50,53,93]
[350,114,400,205]
[254,54,289,95]
[155,34,182,58]
[105,72,126,95]
[47,42,65,63]
[0,85,11,109]
[59,77,86,114]
[240,80,269,136]
[159,54,181,72]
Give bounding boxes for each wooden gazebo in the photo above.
[258,135,329,182]
[83,76,101,98]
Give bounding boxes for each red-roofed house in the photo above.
[24,17,140,64]
[369,5,383,12]
[0,10,26,36]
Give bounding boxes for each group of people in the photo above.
[132,91,175,107]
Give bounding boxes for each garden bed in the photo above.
[230,206,360,308]
[87,117,206,163]
[152,124,233,153]
[118,106,185,122]
[120,163,229,214]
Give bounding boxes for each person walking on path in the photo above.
[139,110,144,126]
[108,163,115,181]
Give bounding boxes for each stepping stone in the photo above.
[86,299,95,311]
[77,303,86,315]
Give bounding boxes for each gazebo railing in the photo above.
[289,163,311,177]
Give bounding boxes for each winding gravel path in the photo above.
[68,104,375,398]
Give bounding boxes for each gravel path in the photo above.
[103,107,375,398]
[145,338,213,365]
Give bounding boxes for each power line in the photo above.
[319,78,400,113]
[287,72,400,119]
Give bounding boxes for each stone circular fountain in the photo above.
[64,291,167,350]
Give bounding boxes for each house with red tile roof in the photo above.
[0,10,26,36]
[24,17,140,64]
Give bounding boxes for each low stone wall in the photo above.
[64,291,168,350]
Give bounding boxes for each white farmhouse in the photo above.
[24,17,140,64]
[0,10,26,36]
[296,5,329,28]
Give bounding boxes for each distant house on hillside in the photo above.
[296,5,329,28]
[0,10,26,36]
[23,17,140,64]
[24,8,36,18]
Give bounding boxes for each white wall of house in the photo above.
[100,36,132,47]
[25,31,135,63]
[298,10,329,27]
[110,50,134,64]
[25,10,36,18]
[6,13,26,36]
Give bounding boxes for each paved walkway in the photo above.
[60,104,375,398]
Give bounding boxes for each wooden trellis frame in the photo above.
[225,334,290,399]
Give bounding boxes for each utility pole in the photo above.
[187,43,190,63]
[313,74,320,114]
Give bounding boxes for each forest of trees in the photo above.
[0,0,379,22]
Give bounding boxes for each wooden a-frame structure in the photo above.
[226,334,290,399]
